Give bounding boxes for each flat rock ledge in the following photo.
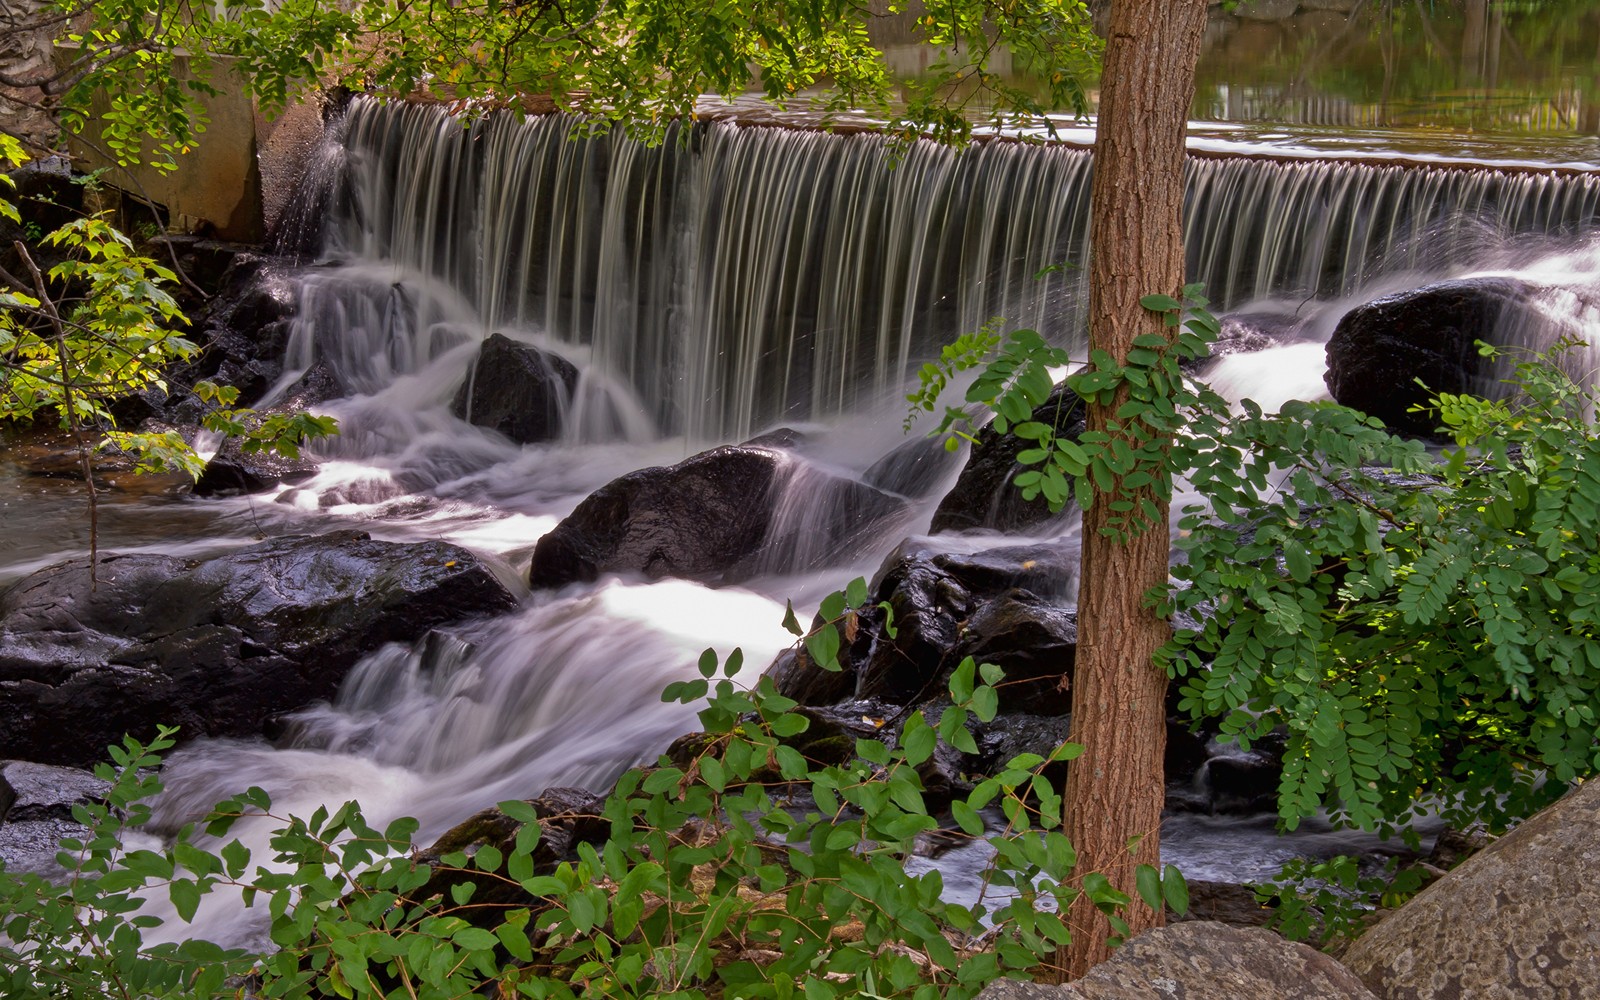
[1342,778,1600,999]
[976,922,1377,999]
[0,529,518,767]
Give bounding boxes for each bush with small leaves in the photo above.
[0,585,1188,999]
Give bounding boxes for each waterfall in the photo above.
[300,98,1600,444]
[25,99,1593,953]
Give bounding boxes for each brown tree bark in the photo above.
[1052,0,1207,981]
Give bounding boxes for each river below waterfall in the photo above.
[4,97,1599,951]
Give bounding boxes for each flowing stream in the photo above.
[5,97,1600,950]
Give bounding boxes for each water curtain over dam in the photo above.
[305,98,1600,443]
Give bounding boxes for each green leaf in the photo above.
[845,577,870,607]
[805,625,842,671]
[453,926,500,951]
[1283,540,1314,583]
[169,879,202,923]
[950,800,984,836]
[970,684,999,724]
[1135,864,1162,910]
[1163,865,1189,915]
[901,713,937,766]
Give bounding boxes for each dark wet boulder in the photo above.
[770,540,1078,712]
[930,382,1085,534]
[529,443,908,589]
[452,334,581,445]
[863,434,960,500]
[0,530,518,767]
[948,592,1076,714]
[1325,278,1528,437]
[192,361,345,496]
[1197,738,1288,815]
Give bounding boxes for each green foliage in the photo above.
[0,587,1187,997]
[33,0,1097,173]
[1165,340,1600,836]
[1,144,336,479]
[908,285,1221,533]
[919,294,1600,848]
[1250,855,1426,946]
[0,213,193,429]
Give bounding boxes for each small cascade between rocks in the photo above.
[6,95,1599,952]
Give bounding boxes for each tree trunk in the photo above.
[1053,0,1207,981]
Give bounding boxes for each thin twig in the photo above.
[15,239,101,586]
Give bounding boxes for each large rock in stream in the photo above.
[1324,277,1527,437]
[452,333,581,445]
[0,530,518,767]
[529,439,908,588]
[1341,777,1600,998]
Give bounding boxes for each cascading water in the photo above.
[11,96,1598,950]
[310,98,1600,443]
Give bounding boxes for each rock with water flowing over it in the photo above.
[976,923,1377,999]
[451,333,581,445]
[0,530,518,768]
[930,382,1085,535]
[769,539,1079,713]
[528,442,908,589]
[862,434,962,500]
[1341,778,1600,998]
[1324,278,1530,437]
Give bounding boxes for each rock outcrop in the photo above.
[976,922,1378,999]
[0,530,518,766]
[1342,777,1600,999]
